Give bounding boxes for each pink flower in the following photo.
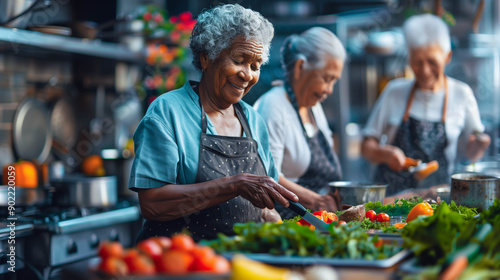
[143,11,152,21]
[170,16,178,23]
[179,11,192,23]
[145,77,156,89]
[153,13,163,23]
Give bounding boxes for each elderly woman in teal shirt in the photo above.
[129,4,297,242]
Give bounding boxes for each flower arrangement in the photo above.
[136,5,196,107]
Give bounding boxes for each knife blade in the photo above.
[286,199,330,233]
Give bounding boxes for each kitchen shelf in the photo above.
[0,27,143,63]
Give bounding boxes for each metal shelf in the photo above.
[0,27,143,63]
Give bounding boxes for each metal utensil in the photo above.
[286,199,330,233]
[12,97,52,163]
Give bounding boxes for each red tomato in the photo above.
[123,249,140,268]
[376,213,390,223]
[137,239,163,261]
[149,236,172,251]
[123,250,156,275]
[366,210,377,222]
[99,257,129,276]
[171,234,196,252]
[324,212,338,224]
[338,220,347,226]
[297,214,323,227]
[373,239,383,247]
[190,246,216,271]
[158,249,194,274]
[211,255,231,274]
[98,241,124,260]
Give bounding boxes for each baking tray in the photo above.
[222,249,411,268]
[397,257,430,274]
[61,257,230,280]
[368,231,404,240]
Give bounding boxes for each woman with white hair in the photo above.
[129,4,298,242]
[254,27,345,217]
[361,14,490,196]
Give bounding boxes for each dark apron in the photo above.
[277,83,343,219]
[137,99,266,242]
[374,78,450,195]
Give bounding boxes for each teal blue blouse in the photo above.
[129,81,278,190]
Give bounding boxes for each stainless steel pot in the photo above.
[329,181,387,205]
[451,173,500,210]
[50,175,117,207]
[0,185,45,206]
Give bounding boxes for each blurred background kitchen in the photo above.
[0,0,499,279]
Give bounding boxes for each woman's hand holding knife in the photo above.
[231,173,299,209]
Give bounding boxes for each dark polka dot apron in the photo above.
[374,78,450,196]
[137,95,266,242]
[277,83,343,219]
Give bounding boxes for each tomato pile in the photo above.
[297,210,345,230]
[365,210,390,223]
[97,234,230,276]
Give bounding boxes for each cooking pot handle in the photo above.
[1,0,51,27]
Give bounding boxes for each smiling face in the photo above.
[292,56,344,108]
[200,37,263,109]
[409,43,451,91]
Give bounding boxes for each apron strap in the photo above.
[200,102,252,138]
[403,77,448,123]
[234,102,253,139]
[284,82,313,139]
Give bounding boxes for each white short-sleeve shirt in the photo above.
[362,77,485,174]
[254,86,334,181]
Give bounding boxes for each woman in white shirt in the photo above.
[362,14,490,196]
[255,27,345,217]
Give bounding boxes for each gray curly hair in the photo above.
[190,4,274,71]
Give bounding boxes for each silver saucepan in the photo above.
[50,174,117,208]
[329,181,388,205]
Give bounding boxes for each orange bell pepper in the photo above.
[406,202,434,222]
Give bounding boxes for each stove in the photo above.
[1,201,141,279]
[0,222,34,274]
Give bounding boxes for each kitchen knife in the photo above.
[286,199,330,233]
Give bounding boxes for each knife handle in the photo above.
[287,199,307,216]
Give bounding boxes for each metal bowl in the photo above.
[329,181,387,205]
[436,186,451,204]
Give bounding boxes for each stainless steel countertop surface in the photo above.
[0,222,34,240]
[53,205,140,234]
